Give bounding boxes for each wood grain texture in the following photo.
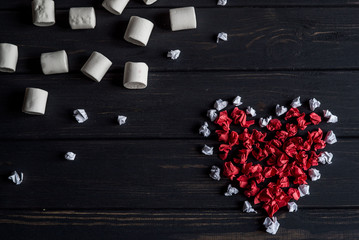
[0,71,355,139]
[2,8,359,72]
[1,0,358,239]
[0,139,356,208]
[1,209,358,240]
[3,0,359,9]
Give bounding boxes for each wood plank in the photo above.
[1,209,358,239]
[3,0,359,9]
[0,139,356,208]
[0,71,356,139]
[2,8,359,71]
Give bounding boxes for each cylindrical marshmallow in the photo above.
[40,50,69,75]
[32,0,55,27]
[22,88,48,115]
[81,51,112,82]
[143,0,157,5]
[102,0,129,15]
[169,7,197,31]
[0,43,18,73]
[124,16,154,47]
[69,7,96,29]
[123,62,148,89]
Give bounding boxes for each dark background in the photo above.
[0,0,358,239]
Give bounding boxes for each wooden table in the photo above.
[1,1,359,239]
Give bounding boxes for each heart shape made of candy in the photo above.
[200,96,338,234]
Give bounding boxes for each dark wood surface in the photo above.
[1,1,358,239]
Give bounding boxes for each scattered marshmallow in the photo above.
[123,62,149,89]
[298,184,310,197]
[232,96,243,106]
[81,51,112,82]
[217,0,227,6]
[73,109,88,123]
[275,104,287,117]
[224,184,239,196]
[216,32,228,43]
[32,0,56,27]
[117,115,127,125]
[259,116,272,128]
[167,50,181,60]
[309,98,321,111]
[102,0,129,15]
[65,152,76,161]
[143,0,157,4]
[287,202,298,212]
[308,168,321,181]
[69,7,96,30]
[169,6,197,31]
[243,201,257,213]
[209,165,220,181]
[41,50,69,75]
[318,151,333,164]
[8,171,23,185]
[246,106,256,117]
[214,99,228,111]
[323,110,338,123]
[124,16,154,47]
[325,130,337,144]
[0,43,18,73]
[263,217,280,235]
[199,122,211,137]
[22,88,48,115]
[290,96,302,108]
[207,109,218,122]
[202,145,213,155]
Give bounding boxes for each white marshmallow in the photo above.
[40,50,69,75]
[0,43,18,73]
[124,16,154,47]
[143,0,157,4]
[169,7,197,31]
[81,51,112,82]
[32,0,55,26]
[123,62,149,89]
[102,0,129,15]
[69,7,96,30]
[22,88,48,115]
